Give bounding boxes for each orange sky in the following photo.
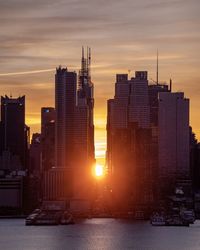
[0,0,199,164]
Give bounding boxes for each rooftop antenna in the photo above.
[82,46,84,68]
[170,78,172,92]
[82,46,84,60]
[88,47,91,67]
[88,47,91,82]
[156,49,159,85]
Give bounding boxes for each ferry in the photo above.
[151,212,190,227]
[165,214,189,227]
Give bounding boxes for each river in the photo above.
[0,218,200,250]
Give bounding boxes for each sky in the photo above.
[0,0,199,164]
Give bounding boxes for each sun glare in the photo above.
[95,163,104,177]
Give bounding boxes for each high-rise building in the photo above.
[29,133,41,177]
[45,49,95,202]
[0,95,29,170]
[107,71,153,212]
[148,83,170,126]
[148,82,171,200]
[41,107,55,171]
[55,68,77,169]
[77,47,95,165]
[158,92,190,179]
[41,107,55,136]
[113,74,129,129]
[71,48,95,199]
[129,71,150,128]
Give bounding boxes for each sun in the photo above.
[95,163,104,177]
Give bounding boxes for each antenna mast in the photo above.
[156,49,159,85]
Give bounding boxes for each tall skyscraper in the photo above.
[41,107,55,171]
[148,83,170,126]
[55,67,77,169]
[129,71,150,128]
[77,47,95,166]
[158,92,190,179]
[41,107,55,136]
[29,133,41,177]
[0,95,29,170]
[107,71,153,212]
[45,49,95,202]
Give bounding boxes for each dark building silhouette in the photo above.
[44,49,95,206]
[148,83,171,200]
[55,67,77,169]
[148,83,170,126]
[107,72,153,214]
[41,107,55,171]
[77,47,95,165]
[106,69,192,214]
[158,92,190,180]
[0,95,29,170]
[190,128,200,190]
[0,96,30,215]
[29,133,41,177]
[41,107,55,136]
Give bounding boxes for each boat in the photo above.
[150,213,166,226]
[25,214,37,225]
[165,214,189,227]
[180,209,195,224]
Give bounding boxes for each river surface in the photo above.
[0,218,200,250]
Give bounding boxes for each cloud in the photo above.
[0,68,55,76]
[0,0,199,143]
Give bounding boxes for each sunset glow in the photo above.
[95,163,104,177]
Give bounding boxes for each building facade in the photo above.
[55,68,77,169]
[158,92,190,179]
[107,71,153,213]
[0,95,29,170]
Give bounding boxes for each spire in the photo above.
[156,49,159,85]
[82,46,84,60]
[170,78,172,92]
[89,47,91,67]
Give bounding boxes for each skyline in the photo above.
[0,0,199,164]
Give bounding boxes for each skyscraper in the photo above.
[148,83,170,126]
[158,92,190,179]
[45,49,95,202]
[129,71,150,128]
[55,67,77,169]
[77,47,95,165]
[41,107,55,136]
[73,47,95,199]
[41,107,55,171]
[107,71,153,212]
[0,95,29,170]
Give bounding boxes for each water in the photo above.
[0,218,200,250]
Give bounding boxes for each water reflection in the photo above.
[0,219,200,250]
